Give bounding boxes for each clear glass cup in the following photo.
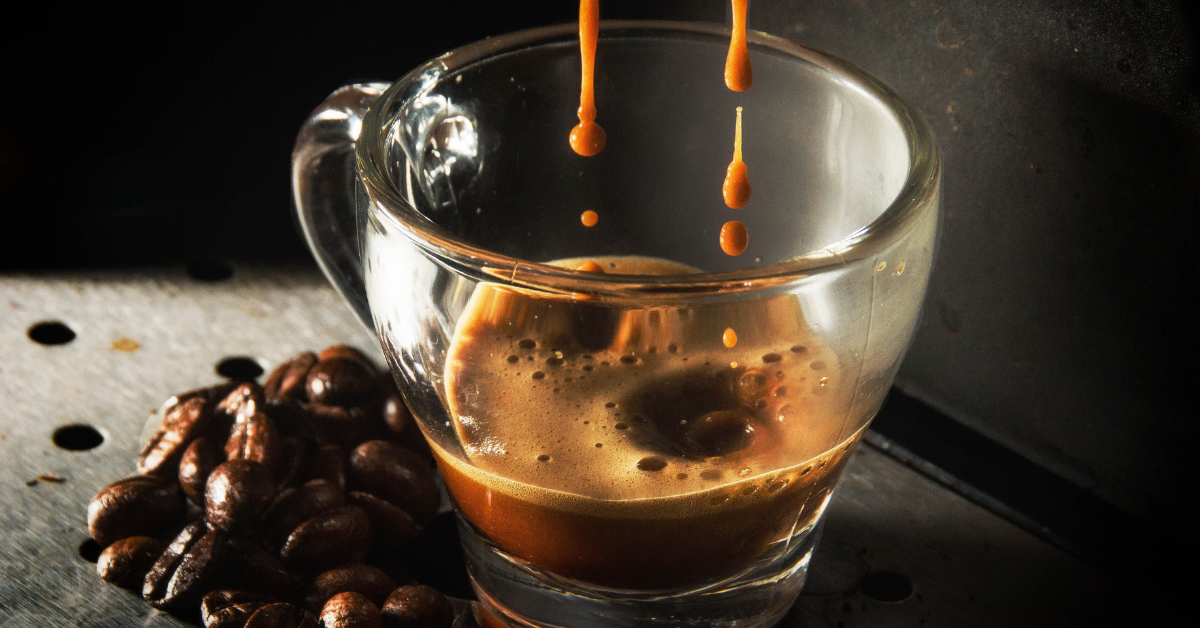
[293,20,939,628]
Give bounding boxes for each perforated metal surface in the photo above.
[0,264,1157,626]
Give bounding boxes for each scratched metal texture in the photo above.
[0,264,1168,626]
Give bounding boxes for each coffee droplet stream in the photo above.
[720,221,748,256]
[723,107,751,209]
[570,0,606,156]
[725,0,753,92]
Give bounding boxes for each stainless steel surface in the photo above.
[0,264,1152,626]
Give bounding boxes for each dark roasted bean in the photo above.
[180,436,225,504]
[162,383,241,415]
[398,425,431,462]
[309,444,346,492]
[202,590,272,628]
[226,411,282,472]
[245,602,318,628]
[380,585,452,628]
[264,400,326,441]
[381,386,411,439]
[96,536,164,589]
[140,396,217,477]
[262,480,344,554]
[144,520,227,609]
[276,436,308,489]
[280,506,372,574]
[317,346,377,369]
[306,357,376,407]
[206,460,275,536]
[264,352,319,403]
[307,403,375,447]
[347,441,439,525]
[226,539,304,600]
[304,564,395,613]
[87,476,184,547]
[320,591,382,628]
[218,383,266,420]
[346,492,421,548]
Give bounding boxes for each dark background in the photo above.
[3,0,1198,589]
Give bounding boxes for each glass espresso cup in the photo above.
[293,20,939,628]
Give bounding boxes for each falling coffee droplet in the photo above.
[580,210,599,227]
[723,107,751,209]
[725,0,752,92]
[723,327,738,348]
[576,260,604,273]
[570,0,606,156]
[720,221,748,256]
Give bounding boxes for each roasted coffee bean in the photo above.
[309,444,346,492]
[320,592,382,628]
[144,520,227,609]
[264,352,319,403]
[347,441,439,525]
[140,396,217,477]
[318,346,376,368]
[398,425,431,462]
[262,480,344,553]
[380,386,411,439]
[263,400,325,441]
[226,539,304,600]
[307,403,376,447]
[161,383,241,415]
[304,564,395,612]
[181,436,225,504]
[346,492,421,548]
[280,505,372,574]
[245,602,318,628]
[206,460,275,536]
[380,586,452,628]
[96,536,164,589]
[227,410,282,472]
[306,357,376,407]
[88,476,184,547]
[219,383,266,420]
[201,590,272,628]
[186,499,207,523]
[276,436,308,489]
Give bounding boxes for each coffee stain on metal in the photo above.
[935,19,963,49]
[112,338,140,352]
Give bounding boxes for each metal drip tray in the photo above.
[0,263,1157,627]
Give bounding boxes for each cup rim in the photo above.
[358,20,940,298]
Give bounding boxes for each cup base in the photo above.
[458,515,823,628]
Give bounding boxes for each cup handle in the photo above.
[291,82,392,330]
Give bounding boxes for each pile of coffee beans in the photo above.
[86,346,457,628]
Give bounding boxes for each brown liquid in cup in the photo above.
[434,256,863,590]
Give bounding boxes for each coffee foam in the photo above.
[439,256,862,514]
